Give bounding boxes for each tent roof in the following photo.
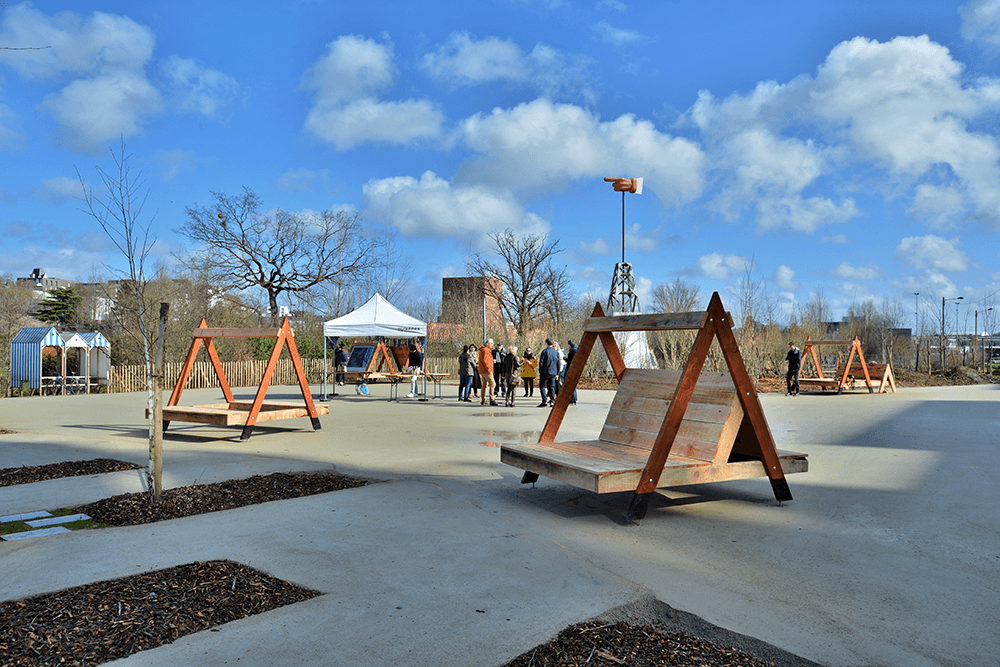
[323,293,426,338]
[12,326,63,346]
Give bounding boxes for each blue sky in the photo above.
[2,0,1000,330]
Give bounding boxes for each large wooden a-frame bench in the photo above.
[500,293,808,521]
[502,367,806,494]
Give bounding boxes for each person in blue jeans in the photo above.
[537,338,559,407]
[458,344,474,401]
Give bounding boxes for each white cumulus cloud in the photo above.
[162,56,238,117]
[456,99,705,202]
[895,234,970,272]
[421,32,596,103]
[0,4,162,152]
[832,262,881,281]
[688,252,753,280]
[773,264,801,291]
[961,0,1000,49]
[688,34,1000,231]
[361,171,550,239]
[302,35,443,149]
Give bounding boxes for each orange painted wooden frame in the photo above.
[164,318,324,440]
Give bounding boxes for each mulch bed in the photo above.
[0,458,142,488]
[503,620,778,667]
[0,559,320,666]
[74,471,369,527]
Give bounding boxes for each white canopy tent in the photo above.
[321,293,426,398]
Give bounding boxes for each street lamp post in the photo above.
[980,307,994,372]
[941,296,963,372]
[914,292,919,371]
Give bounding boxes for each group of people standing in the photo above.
[457,338,578,408]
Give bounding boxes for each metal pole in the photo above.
[914,292,919,371]
[941,297,946,373]
[621,191,626,265]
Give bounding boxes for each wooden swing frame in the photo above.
[500,292,807,521]
[161,318,328,440]
[798,336,896,394]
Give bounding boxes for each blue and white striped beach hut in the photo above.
[10,326,64,392]
[80,332,111,392]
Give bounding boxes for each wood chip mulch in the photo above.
[74,471,370,527]
[503,621,779,667]
[0,559,321,667]
[0,458,142,488]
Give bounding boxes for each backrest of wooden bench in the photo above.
[600,368,744,463]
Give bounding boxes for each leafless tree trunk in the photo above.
[466,229,569,336]
[78,140,164,502]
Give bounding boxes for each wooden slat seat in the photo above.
[501,367,807,494]
[159,401,329,426]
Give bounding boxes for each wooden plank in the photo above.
[583,310,707,332]
[502,439,807,494]
[193,327,281,338]
[160,405,245,426]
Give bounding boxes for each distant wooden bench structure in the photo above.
[797,336,896,394]
[161,318,328,440]
[500,293,807,522]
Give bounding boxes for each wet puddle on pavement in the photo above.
[480,428,541,448]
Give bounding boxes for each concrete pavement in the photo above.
[1,382,998,666]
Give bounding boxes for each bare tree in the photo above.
[649,278,701,369]
[0,275,36,395]
[176,188,376,325]
[78,141,165,501]
[466,229,569,336]
[358,226,414,304]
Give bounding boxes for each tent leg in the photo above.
[163,420,170,432]
[625,492,650,523]
[310,417,322,431]
[240,425,254,441]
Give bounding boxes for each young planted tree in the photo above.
[176,188,376,325]
[78,142,167,502]
[466,229,570,336]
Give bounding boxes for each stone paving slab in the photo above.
[26,513,90,528]
[2,526,71,540]
[1,510,52,523]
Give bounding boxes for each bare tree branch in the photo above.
[174,188,376,324]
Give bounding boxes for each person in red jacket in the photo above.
[478,339,498,406]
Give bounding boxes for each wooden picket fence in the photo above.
[107,357,460,393]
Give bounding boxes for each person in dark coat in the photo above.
[537,338,559,407]
[501,345,521,407]
[334,342,348,386]
[785,341,801,396]
[458,345,473,401]
[564,339,578,405]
